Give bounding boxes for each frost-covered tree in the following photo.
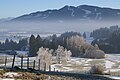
[56,45,64,64]
[37,47,52,70]
[67,35,85,48]
[83,43,105,59]
[67,35,86,57]
[67,35,105,58]
[64,49,72,61]
[56,45,72,64]
[84,49,105,59]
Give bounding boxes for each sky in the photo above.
[0,0,120,18]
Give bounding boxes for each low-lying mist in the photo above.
[0,20,120,33]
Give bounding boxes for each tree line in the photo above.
[0,38,28,51]
[29,32,105,59]
[91,25,120,53]
[29,32,82,57]
[90,25,119,39]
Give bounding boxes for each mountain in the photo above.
[11,5,120,22]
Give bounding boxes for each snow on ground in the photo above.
[0,54,120,77]
[109,76,120,80]
[82,9,91,14]
[84,64,90,66]
[62,67,73,72]
[85,59,93,63]
[51,64,62,71]
[109,69,120,72]
[51,64,73,72]
[105,60,115,69]
[3,72,20,78]
[106,54,120,62]
[70,58,82,65]
[51,54,120,75]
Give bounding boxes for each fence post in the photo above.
[4,56,7,69]
[27,57,29,69]
[33,60,35,69]
[38,59,40,70]
[12,55,16,70]
[21,56,23,69]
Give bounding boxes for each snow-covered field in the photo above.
[0,54,119,70]
[50,54,120,79]
[0,54,120,79]
[50,54,120,72]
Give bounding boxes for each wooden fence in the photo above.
[2,55,52,71]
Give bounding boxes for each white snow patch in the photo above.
[68,7,75,17]
[105,60,115,69]
[62,67,73,71]
[75,61,82,65]
[95,13,102,20]
[105,54,120,62]
[110,69,120,72]
[110,76,120,80]
[86,59,93,63]
[70,57,80,61]
[3,72,21,78]
[84,64,90,66]
[51,64,62,71]
[82,9,91,14]
[42,14,49,19]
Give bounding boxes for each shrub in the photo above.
[89,64,106,75]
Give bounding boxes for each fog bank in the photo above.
[0,20,120,33]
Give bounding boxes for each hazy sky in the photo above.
[0,0,120,18]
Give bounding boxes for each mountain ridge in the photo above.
[10,5,120,22]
